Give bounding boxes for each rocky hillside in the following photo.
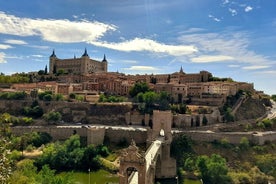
[235,96,267,121]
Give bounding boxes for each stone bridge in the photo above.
[119,110,177,184]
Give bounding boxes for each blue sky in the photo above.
[0,0,275,95]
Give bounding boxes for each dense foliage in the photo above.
[129,82,150,97]
[272,94,276,102]
[8,159,73,184]
[35,134,110,172]
[0,91,27,100]
[196,154,231,184]
[0,73,30,83]
[98,94,126,103]
[22,100,44,118]
[171,134,275,183]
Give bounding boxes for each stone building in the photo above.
[49,49,107,75]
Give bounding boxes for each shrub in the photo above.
[239,137,250,151]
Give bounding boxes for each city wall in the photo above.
[175,131,276,145]
[11,125,148,145]
[11,126,276,146]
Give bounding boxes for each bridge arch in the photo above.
[119,140,146,184]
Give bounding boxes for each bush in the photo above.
[43,111,62,123]
[239,137,250,151]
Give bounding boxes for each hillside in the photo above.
[235,96,267,121]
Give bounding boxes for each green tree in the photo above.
[171,134,193,165]
[196,154,232,184]
[271,94,276,102]
[0,138,12,183]
[202,115,208,126]
[239,137,250,151]
[43,111,62,123]
[129,82,150,97]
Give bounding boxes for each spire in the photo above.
[180,66,184,73]
[102,54,107,62]
[82,48,89,57]
[74,54,76,59]
[50,49,56,57]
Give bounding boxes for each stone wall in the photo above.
[175,130,276,145]
[11,126,87,140]
[10,126,276,146]
[105,127,148,144]
[0,100,131,125]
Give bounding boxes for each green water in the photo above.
[184,179,202,184]
[64,170,119,184]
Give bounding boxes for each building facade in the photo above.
[49,49,107,75]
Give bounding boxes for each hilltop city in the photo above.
[0,49,275,184]
[3,49,256,106]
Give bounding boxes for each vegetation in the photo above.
[0,73,30,84]
[171,134,275,184]
[22,100,44,118]
[35,134,112,172]
[8,159,73,184]
[272,94,276,102]
[129,82,150,97]
[0,91,27,100]
[98,94,126,103]
[43,111,62,123]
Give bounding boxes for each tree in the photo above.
[272,94,276,102]
[129,82,150,97]
[196,154,232,184]
[44,65,48,75]
[0,138,12,183]
[202,115,208,126]
[38,70,45,75]
[43,111,62,123]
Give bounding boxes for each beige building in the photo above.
[49,49,107,75]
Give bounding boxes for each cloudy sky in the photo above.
[0,0,275,94]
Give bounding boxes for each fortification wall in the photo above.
[105,127,148,144]
[175,131,276,145]
[11,126,87,140]
[11,125,148,145]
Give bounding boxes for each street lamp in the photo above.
[88,168,90,184]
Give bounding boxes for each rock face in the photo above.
[235,97,266,121]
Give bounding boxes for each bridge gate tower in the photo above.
[147,110,177,179]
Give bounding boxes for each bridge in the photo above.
[119,110,177,184]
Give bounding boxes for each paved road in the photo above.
[267,100,276,119]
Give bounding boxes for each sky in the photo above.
[0,0,275,95]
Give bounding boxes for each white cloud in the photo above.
[228,64,240,68]
[31,55,44,58]
[121,60,138,64]
[0,52,7,63]
[178,32,272,66]
[245,6,253,12]
[191,55,234,63]
[242,65,270,70]
[229,8,238,16]
[90,38,197,56]
[222,0,230,5]
[0,44,12,49]
[0,11,116,43]
[122,66,160,74]
[256,70,276,75]
[180,28,205,34]
[4,39,27,45]
[208,15,221,22]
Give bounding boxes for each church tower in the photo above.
[49,50,57,74]
[102,54,108,72]
[81,48,90,74]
